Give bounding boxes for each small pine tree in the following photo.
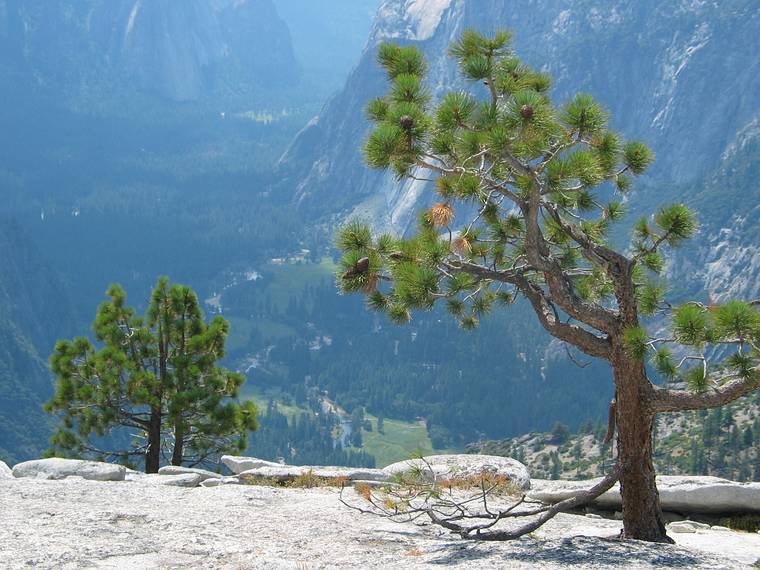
[744,425,754,447]
[45,278,258,472]
[551,421,570,444]
[550,451,562,480]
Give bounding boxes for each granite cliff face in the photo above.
[279,0,760,245]
[0,0,298,104]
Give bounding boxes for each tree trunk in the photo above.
[145,405,162,473]
[612,349,672,543]
[171,423,184,466]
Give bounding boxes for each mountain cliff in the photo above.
[279,0,760,238]
[0,0,299,105]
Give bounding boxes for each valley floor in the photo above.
[2,479,759,569]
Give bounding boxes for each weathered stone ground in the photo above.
[2,478,759,569]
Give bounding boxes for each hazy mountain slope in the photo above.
[0,1,383,464]
[279,0,760,235]
[0,0,299,104]
[0,0,310,323]
[0,221,76,464]
[272,0,382,96]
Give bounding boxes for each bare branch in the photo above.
[430,466,620,540]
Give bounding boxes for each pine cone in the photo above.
[399,115,415,130]
[342,257,370,279]
[520,105,534,119]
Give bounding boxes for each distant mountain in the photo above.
[279,0,760,237]
[271,0,382,96]
[270,0,760,448]
[0,0,299,105]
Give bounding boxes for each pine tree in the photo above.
[551,421,570,444]
[550,450,562,480]
[336,29,760,542]
[45,278,258,472]
[743,425,754,447]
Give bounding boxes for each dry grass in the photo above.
[389,469,521,497]
[437,473,521,496]
[243,470,351,489]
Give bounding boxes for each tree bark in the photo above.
[612,349,672,543]
[171,423,184,466]
[145,405,162,474]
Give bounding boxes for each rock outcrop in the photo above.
[221,455,282,474]
[238,465,389,484]
[157,465,220,482]
[383,454,531,490]
[11,458,126,482]
[0,460,12,479]
[3,455,760,567]
[200,476,242,488]
[2,476,759,568]
[529,475,760,515]
[148,473,205,488]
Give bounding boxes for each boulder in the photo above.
[0,460,12,480]
[238,465,389,484]
[12,458,126,482]
[307,467,388,482]
[528,476,760,515]
[200,476,242,488]
[158,465,220,482]
[382,454,531,490]
[137,473,203,487]
[220,455,282,474]
[668,521,710,533]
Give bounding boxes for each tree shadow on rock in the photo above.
[425,536,716,568]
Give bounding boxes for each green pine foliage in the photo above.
[342,28,658,328]
[45,277,258,471]
[338,28,758,403]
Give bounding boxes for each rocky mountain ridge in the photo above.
[280,0,760,239]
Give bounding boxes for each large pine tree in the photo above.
[46,277,258,473]
[337,30,760,542]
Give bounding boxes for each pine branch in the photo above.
[653,366,760,413]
